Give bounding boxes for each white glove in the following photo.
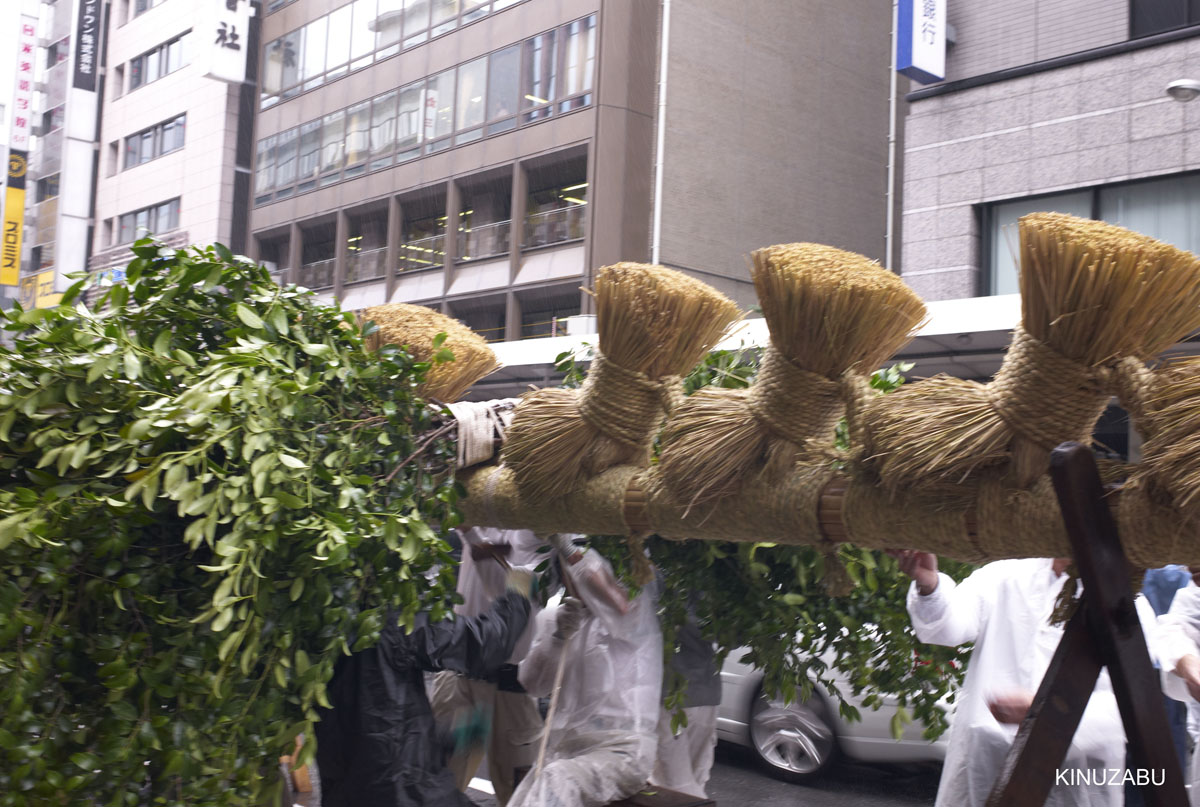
[553,596,587,641]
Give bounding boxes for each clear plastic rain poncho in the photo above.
[508,549,663,807]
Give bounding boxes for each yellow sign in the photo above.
[2,149,28,286]
[18,270,60,310]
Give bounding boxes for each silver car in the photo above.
[717,651,951,783]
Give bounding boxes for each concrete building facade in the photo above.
[248,0,900,394]
[87,0,257,280]
[900,1,1200,303]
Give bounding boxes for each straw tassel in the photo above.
[659,244,926,509]
[861,213,1200,493]
[358,303,499,402]
[501,263,741,502]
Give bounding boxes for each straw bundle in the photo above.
[658,243,927,508]
[359,303,499,402]
[1129,359,1200,515]
[501,263,741,502]
[862,212,1200,491]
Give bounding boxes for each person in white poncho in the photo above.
[1151,571,1200,807]
[895,552,1141,807]
[508,547,663,807]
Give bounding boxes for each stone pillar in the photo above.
[334,210,349,301]
[443,180,460,299]
[287,222,302,286]
[384,195,402,301]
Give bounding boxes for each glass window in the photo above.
[163,115,186,154]
[431,0,459,36]
[135,208,150,236]
[281,29,303,92]
[125,134,142,169]
[262,37,285,97]
[351,0,377,70]
[463,0,488,23]
[129,54,145,89]
[1131,0,1200,37]
[139,130,154,163]
[521,30,556,122]
[403,0,430,46]
[560,15,595,109]
[119,213,136,243]
[326,4,353,79]
[456,56,487,142]
[44,106,65,132]
[487,45,519,133]
[1099,174,1200,256]
[397,80,424,158]
[164,35,185,74]
[376,0,404,56]
[297,120,322,190]
[321,109,346,180]
[426,68,455,150]
[371,91,398,168]
[275,127,299,194]
[255,136,276,200]
[299,17,327,90]
[345,101,371,173]
[157,199,180,232]
[988,191,1092,296]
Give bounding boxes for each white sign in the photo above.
[10,15,38,151]
[897,0,946,85]
[423,89,439,142]
[199,0,255,84]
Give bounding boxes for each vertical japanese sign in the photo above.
[3,14,39,286]
[74,0,100,91]
[200,0,254,84]
[897,0,946,85]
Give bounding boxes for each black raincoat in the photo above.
[316,591,532,807]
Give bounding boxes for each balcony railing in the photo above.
[345,246,387,284]
[457,220,511,262]
[523,205,586,249]
[398,234,445,273]
[299,257,335,289]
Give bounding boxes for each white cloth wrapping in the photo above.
[510,550,663,807]
[649,704,719,798]
[908,558,1138,807]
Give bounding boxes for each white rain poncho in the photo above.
[509,549,663,807]
[908,558,1139,807]
[1152,581,1200,807]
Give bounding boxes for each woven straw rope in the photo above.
[577,352,680,450]
[747,345,843,447]
[985,326,1109,450]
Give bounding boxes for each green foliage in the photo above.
[0,241,461,805]
[590,350,972,741]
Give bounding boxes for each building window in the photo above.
[117,198,181,244]
[124,114,186,169]
[42,105,65,133]
[985,173,1200,295]
[1130,0,1200,38]
[259,0,537,109]
[133,0,166,17]
[36,174,60,203]
[47,37,70,69]
[129,32,191,92]
[252,14,596,205]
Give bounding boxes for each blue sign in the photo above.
[898,0,946,85]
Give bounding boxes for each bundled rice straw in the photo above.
[1129,359,1200,515]
[658,243,926,508]
[501,263,741,502]
[862,212,1200,491]
[359,303,499,402]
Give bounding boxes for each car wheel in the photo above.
[748,687,838,783]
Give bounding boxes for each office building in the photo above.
[248,0,899,393]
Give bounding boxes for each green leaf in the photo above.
[278,454,307,469]
[289,577,305,601]
[123,349,142,380]
[152,329,171,356]
[300,343,332,357]
[235,303,264,330]
[70,753,98,771]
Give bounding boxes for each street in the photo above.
[464,743,941,807]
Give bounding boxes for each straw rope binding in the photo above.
[500,262,741,502]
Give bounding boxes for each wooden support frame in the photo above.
[985,443,1187,807]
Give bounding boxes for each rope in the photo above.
[1110,356,1156,430]
[577,352,678,450]
[747,345,843,446]
[985,326,1109,450]
[446,401,501,468]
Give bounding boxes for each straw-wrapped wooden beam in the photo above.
[457,462,1199,567]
